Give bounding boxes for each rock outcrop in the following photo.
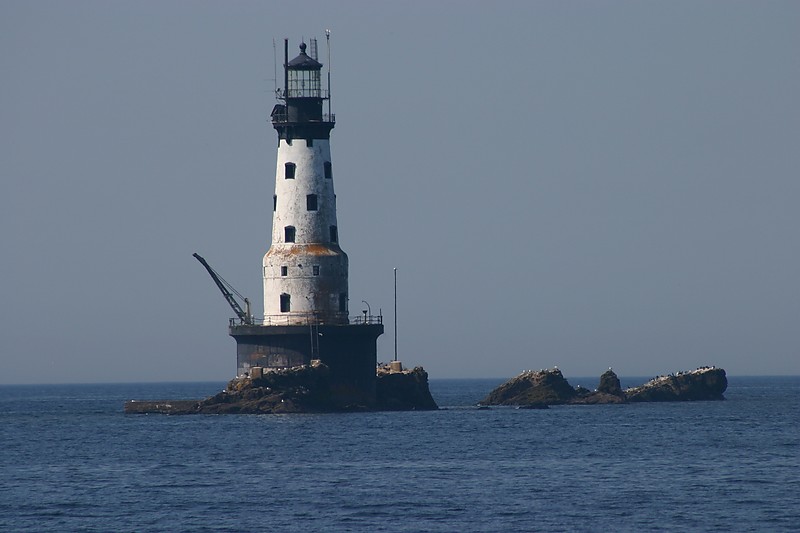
[125,361,438,415]
[624,367,727,402]
[480,368,576,406]
[480,367,726,407]
[375,365,438,411]
[569,368,627,405]
[597,369,623,396]
[196,362,339,414]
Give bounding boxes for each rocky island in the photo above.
[480,366,727,407]
[126,365,727,414]
[125,361,438,415]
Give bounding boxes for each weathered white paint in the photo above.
[263,139,349,324]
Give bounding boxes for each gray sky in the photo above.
[2,1,799,384]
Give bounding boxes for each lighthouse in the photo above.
[228,37,383,405]
[264,40,347,325]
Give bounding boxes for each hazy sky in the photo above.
[2,1,799,384]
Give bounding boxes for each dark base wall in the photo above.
[230,323,383,406]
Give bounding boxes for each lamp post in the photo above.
[361,300,371,320]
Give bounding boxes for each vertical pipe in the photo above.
[326,30,332,118]
[284,38,289,99]
[394,268,398,362]
[272,38,277,97]
[309,322,314,358]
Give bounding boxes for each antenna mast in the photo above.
[283,38,289,100]
[309,38,318,60]
[272,38,278,98]
[326,29,332,117]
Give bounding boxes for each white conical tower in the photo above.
[263,41,348,325]
[229,36,383,400]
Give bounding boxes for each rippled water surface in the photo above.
[1,377,798,532]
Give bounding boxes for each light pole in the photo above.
[393,268,397,362]
[361,300,371,319]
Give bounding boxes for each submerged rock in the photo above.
[481,367,727,407]
[123,400,200,415]
[516,403,549,410]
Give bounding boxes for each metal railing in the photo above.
[350,314,383,326]
[270,113,336,124]
[229,312,382,327]
[275,88,331,100]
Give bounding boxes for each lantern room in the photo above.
[287,42,322,99]
[274,41,331,126]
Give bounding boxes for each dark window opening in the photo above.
[312,265,320,276]
[306,138,313,147]
[280,293,291,313]
[339,293,347,313]
[329,225,338,243]
[285,162,296,180]
[324,161,333,179]
[284,226,296,243]
[306,194,318,211]
[273,195,277,211]
[281,266,288,276]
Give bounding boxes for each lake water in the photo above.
[1,376,798,532]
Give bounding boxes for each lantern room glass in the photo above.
[288,69,321,98]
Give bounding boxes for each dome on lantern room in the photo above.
[287,43,322,70]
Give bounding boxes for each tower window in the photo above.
[280,293,291,313]
[285,162,296,179]
[312,265,320,276]
[329,225,338,243]
[281,266,288,276]
[324,161,333,179]
[339,293,347,313]
[306,139,313,147]
[306,194,318,211]
[284,226,296,243]
[273,195,277,211]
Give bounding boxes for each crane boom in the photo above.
[193,253,253,324]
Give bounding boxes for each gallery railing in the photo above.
[230,313,382,327]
